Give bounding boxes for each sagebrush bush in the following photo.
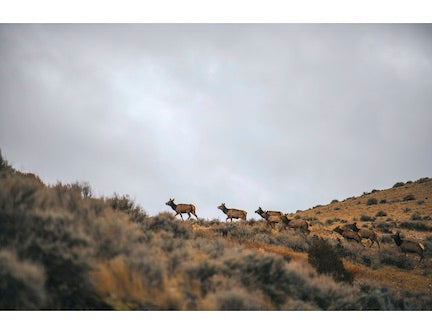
[373,221,394,234]
[0,150,8,170]
[143,212,191,238]
[416,177,430,183]
[0,250,46,309]
[399,221,432,232]
[214,289,263,310]
[376,211,387,217]
[325,219,335,226]
[308,237,353,284]
[360,215,375,222]
[366,198,378,205]
[403,194,415,201]
[379,249,416,270]
[379,199,387,204]
[393,182,405,188]
[109,193,147,223]
[224,253,300,306]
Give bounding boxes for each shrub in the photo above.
[331,199,339,204]
[416,177,430,183]
[373,221,394,234]
[334,207,340,211]
[366,198,378,205]
[379,249,416,270]
[215,290,263,310]
[371,189,379,193]
[223,253,296,306]
[380,235,393,244]
[393,182,405,188]
[186,260,218,296]
[403,194,415,201]
[308,237,353,284]
[109,193,147,223]
[417,200,425,205]
[276,233,309,252]
[0,150,8,170]
[0,250,46,309]
[143,213,190,239]
[325,219,335,226]
[410,212,422,220]
[379,199,387,204]
[399,221,432,232]
[376,211,387,217]
[360,215,375,222]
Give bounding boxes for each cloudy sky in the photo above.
[0,24,431,219]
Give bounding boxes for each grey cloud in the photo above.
[1,24,431,218]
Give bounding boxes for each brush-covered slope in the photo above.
[295,178,432,242]
[0,152,431,310]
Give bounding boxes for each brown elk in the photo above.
[333,226,364,246]
[255,207,284,217]
[344,223,380,249]
[255,207,284,228]
[165,198,198,221]
[286,218,310,234]
[392,232,425,262]
[217,203,247,222]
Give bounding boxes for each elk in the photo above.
[286,218,310,234]
[255,207,284,229]
[165,198,198,221]
[391,232,425,262]
[217,203,247,222]
[333,226,364,246]
[255,207,284,217]
[344,223,380,249]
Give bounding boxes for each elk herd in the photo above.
[165,199,427,262]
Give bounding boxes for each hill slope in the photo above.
[0,152,431,310]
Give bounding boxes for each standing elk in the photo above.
[165,198,198,221]
[217,203,247,222]
[333,226,364,246]
[344,222,380,249]
[391,232,425,262]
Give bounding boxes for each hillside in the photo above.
[1,151,431,310]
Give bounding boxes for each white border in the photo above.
[0,311,430,334]
[0,0,431,22]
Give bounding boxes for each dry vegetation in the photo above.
[0,150,431,310]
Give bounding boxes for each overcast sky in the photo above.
[1,24,431,219]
